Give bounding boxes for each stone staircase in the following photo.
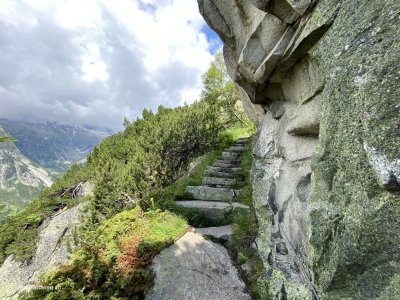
[176,137,251,240]
[147,138,253,300]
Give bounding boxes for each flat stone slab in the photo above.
[176,200,249,222]
[204,170,237,179]
[228,146,246,153]
[206,166,241,173]
[186,186,240,201]
[217,156,242,163]
[194,225,233,240]
[176,200,249,210]
[237,138,250,142]
[222,151,241,158]
[213,161,240,168]
[203,176,237,187]
[146,232,250,300]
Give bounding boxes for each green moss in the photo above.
[305,0,400,297]
[234,141,253,205]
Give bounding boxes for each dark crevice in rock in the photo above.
[276,242,289,255]
[267,182,278,215]
[296,173,311,202]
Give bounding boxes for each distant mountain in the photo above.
[0,128,58,219]
[0,118,105,171]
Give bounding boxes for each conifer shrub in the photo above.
[0,99,229,263]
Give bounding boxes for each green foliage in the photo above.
[89,101,225,222]
[0,52,255,300]
[0,135,15,142]
[20,207,188,300]
[0,98,224,264]
[0,196,67,263]
[201,52,249,126]
[233,141,254,203]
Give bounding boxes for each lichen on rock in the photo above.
[197,0,400,298]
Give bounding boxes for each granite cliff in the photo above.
[0,128,55,220]
[198,0,400,298]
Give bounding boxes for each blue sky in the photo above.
[202,25,222,54]
[0,0,221,131]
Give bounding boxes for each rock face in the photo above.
[0,127,55,220]
[198,0,400,298]
[146,231,250,300]
[0,203,85,299]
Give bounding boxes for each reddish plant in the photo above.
[115,235,142,276]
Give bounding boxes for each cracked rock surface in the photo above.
[198,0,400,298]
[0,203,84,299]
[146,232,250,300]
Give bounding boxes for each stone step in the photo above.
[237,137,250,142]
[228,146,246,153]
[204,170,237,179]
[213,161,240,168]
[222,151,241,158]
[185,186,241,201]
[206,166,241,173]
[202,176,237,187]
[175,200,249,222]
[217,156,242,163]
[194,225,233,240]
[234,141,247,146]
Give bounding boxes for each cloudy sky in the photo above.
[0,0,221,131]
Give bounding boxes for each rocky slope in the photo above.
[0,202,86,299]
[0,128,55,220]
[198,0,400,298]
[0,118,105,171]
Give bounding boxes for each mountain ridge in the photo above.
[0,127,57,219]
[0,118,106,171]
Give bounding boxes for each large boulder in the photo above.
[146,231,250,300]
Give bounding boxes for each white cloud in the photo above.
[0,0,220,131]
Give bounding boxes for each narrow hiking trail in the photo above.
[178,137,250,230]
[147,137,253,300]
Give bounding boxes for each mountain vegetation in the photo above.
[0,136,15,143]
[0,53,255,299]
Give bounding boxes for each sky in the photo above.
[0,0,222,132]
